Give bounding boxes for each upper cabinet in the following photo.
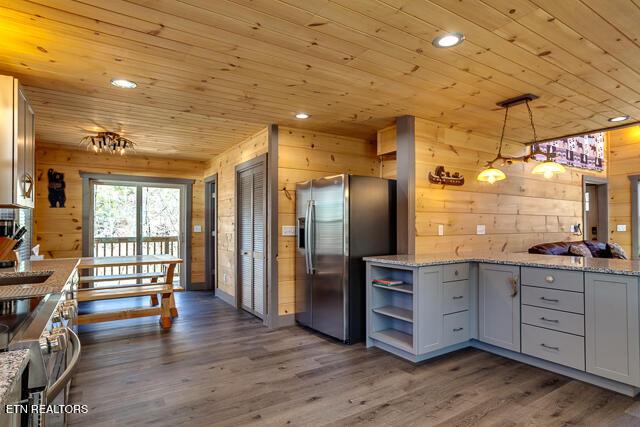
[0,76,35,208]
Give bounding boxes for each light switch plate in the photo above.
[476,224,486,235]
[617,224,627,232]
[282,225,296,236]
[438,224,444,236]
[193,224,202,233]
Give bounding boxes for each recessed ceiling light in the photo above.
[295,112,310,119]
[432,32,465,48]
[111,79,137,89]
[608,115,629,123]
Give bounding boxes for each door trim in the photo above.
[81,172,194,289]
[582,176,609,242]
[204,174,217,292]
[235,154,268,318]
[630,175,640,259]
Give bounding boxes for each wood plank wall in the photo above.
[607,126,640,256]
[277,127,380,315]
[203,128,268,298]
[34,143,206,282]
[380,117,606,255]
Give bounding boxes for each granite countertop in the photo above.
[0,258,80,300]
[363,253,640,276]
[0,349,29,405]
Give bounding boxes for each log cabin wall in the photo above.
[380,117,607,256]
[34,143,207,283]
[203,128,268,299]
[607,126,640,256]
[277,127,380,315]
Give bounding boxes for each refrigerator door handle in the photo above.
[307,200,316,275]
[304,200,312,275]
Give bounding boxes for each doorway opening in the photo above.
[583,177,609,242]
[204,174,217,292]
[82,173,193,288]
[235,155,267,319]
[631,175,640,259]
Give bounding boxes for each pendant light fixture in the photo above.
[477,94,566,184]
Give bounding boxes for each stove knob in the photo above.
[61,300,78,320]
[48,328,68,353]
[51,310,62,324]
[39,331,51,353]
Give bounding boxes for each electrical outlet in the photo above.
[617,224,627,232]
[282,225,296,236]
[193,224,202,233]
[438,224,444,236]
[476,224,486,235]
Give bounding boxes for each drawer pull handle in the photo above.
[452,295,464,300]
[453,327,464,332]
[540,297,559,303]
[545,275,555,283]
[541,343,559,351]
[454,270,459,276]
[540,317,559,323]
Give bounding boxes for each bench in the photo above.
[76,255,182,329]
[79,271,165,285]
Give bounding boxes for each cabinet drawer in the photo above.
[443,280,469,314]
[522,305,584,336]
[522,324,585,371]
[443,310,469,346]
[521,267,583,292]
[443,263,469,282]
[522,286,584,314]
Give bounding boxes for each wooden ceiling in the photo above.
[0,0,639,160]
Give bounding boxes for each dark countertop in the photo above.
[363,253,640,276]
[0,349,29,405]
[0,258,80,300]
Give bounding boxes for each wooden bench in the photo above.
[79,271,165,285]
[76,255,182,329]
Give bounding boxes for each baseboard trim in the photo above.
[215,288,236,308]
[189,282,207,291]
[273,313,296,328]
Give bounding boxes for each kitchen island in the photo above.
[364,253,640,396]
[0,258,80,300]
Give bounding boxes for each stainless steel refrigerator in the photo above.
[295,174,396,343]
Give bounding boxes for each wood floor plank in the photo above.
[69,292,640,426]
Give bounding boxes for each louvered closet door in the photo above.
[237,165,266,318]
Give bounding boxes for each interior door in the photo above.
[311,175,346,340]
[295,181,312,327]
[237,162,267,318]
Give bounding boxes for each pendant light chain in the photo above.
[525,99,538,145]
[496,105,509,160]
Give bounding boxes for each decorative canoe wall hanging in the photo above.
[428,165,465,186]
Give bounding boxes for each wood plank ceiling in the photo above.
[0,0,639,160]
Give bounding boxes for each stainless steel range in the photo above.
[2,271,80,427]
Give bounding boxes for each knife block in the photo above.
[0,237,19,267]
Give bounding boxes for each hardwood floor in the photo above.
[70,292,640,426]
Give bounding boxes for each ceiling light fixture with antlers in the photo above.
[80,131,136,156]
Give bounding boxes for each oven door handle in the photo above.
[46,327,81,402]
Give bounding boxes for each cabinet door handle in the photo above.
[540,317,559,323]
[540,343,559,351]
[509,277,518,298]
[454,270,459,276]
[540,296,559,303]
[545,275,555,284]
[23,173,33,199]
[453,327,464,332]
[452,295,464,300]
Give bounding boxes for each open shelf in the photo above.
[372,283,413,294]
[371,329,413,352]
[372,305,413,323]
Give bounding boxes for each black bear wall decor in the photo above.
[47,169,66,208]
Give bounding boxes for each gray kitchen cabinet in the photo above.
[585,273,640,386]
[479,263,521,352]
[416,266,444,353]
[0,75,35,208]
